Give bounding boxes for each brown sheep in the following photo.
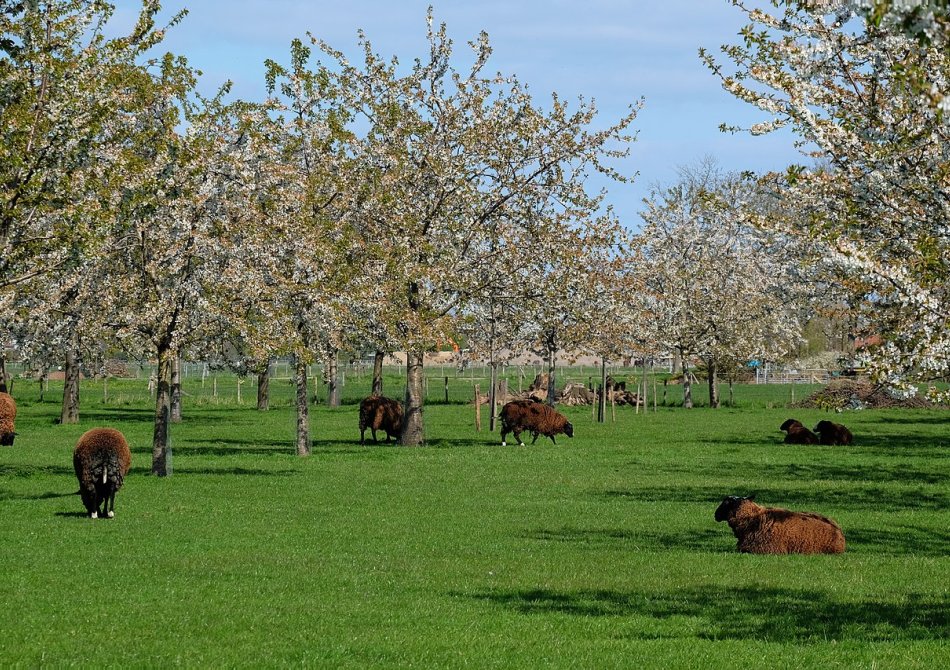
[0,391,16,446]
[500,399,574,446]
[359,395,403,445]
[73,428,132,519]
[814,420,853,445]
[714,495,846,554]
[779,418,818,445]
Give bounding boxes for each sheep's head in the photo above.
[714,494,755,522]
[814,420,834,433]
[564,421,574,438]
[0,430,13,446]
[780,419,803,432]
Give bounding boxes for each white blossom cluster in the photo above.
[708,1,950,399]
[1,4,645,449]
[631,160,807,405]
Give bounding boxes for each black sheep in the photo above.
[715,495,846,554]
[779,418,818,445]
[0,391,16,446]
[359,395,404,444]
[814,420,853,445]
[500,399,573,446]
[73,428,132,519]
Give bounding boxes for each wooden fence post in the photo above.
[474,383,482,432]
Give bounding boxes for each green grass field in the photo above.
[1,376,948,668]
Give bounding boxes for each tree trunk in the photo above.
[489,361,498,431]
[682,350,693,409]
[170,356,182,423]
[152,347,172,476]
[294,356,310,456]
[546,348,557,407]
[707,359,720,409]
[372,350,384,396]
[60,348,81,424]
[0,356,8,392]
[672,349,683,374]
[400,351,425,445]
[326,353,340,408]
[598,357,607,423]
[257,361,270,411]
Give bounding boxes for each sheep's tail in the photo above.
[92,450,124,489]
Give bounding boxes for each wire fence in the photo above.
[6,358,849,409]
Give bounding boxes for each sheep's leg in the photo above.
[371,428,378,443]
[549,435,557,445]
[514,429,525,447]
[531,431,540,444]
[360,428,366,445]
[500,426,508,447]
[105,491,116,518]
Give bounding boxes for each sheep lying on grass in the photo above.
[779,418,818,445]
[0,390,16,446]
[73,428,132,519]
[359,395,404,445]
[500,399,573,446]
[814,420,853,445]
[714,495,846,554]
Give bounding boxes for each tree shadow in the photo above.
[524,526,726,552]
[466,585,948,641]
[171,466,297,477]
[875,415,950,425]
[79,408,156,423]
[597,484,948,512]
[166,445,295,457]
[628,461,948,487]
[53,511,89,518]
[769,462,948,486]
[310,447,397,457]
[0,488,77,502]
[0,463,73,478]
[845,524,950,557]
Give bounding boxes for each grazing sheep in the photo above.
[73,428,132,519]
[0,391,16,446]
[359,395,403,445]
[714,495,846,554]
[779,418,818,445]
[814,419,853,446]
[500,399,574,446]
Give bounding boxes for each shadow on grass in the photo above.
[53,511,89,518]
[0,488,77,501]
[525,522,949,556]
[129,438,292,457]
[631,461,949,486]
[78,407,156,423]
[875,415,950,425]
[466,585,948,641]
[0,463,73,478]
[845,524,950,557]
[524,526,726,552]
[598,484,949,512]
[171,466,298,477]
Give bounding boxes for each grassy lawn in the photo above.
[1,378,948,667]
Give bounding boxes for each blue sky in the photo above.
[112,0,803,226]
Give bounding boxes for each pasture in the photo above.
[1,375,948,668]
